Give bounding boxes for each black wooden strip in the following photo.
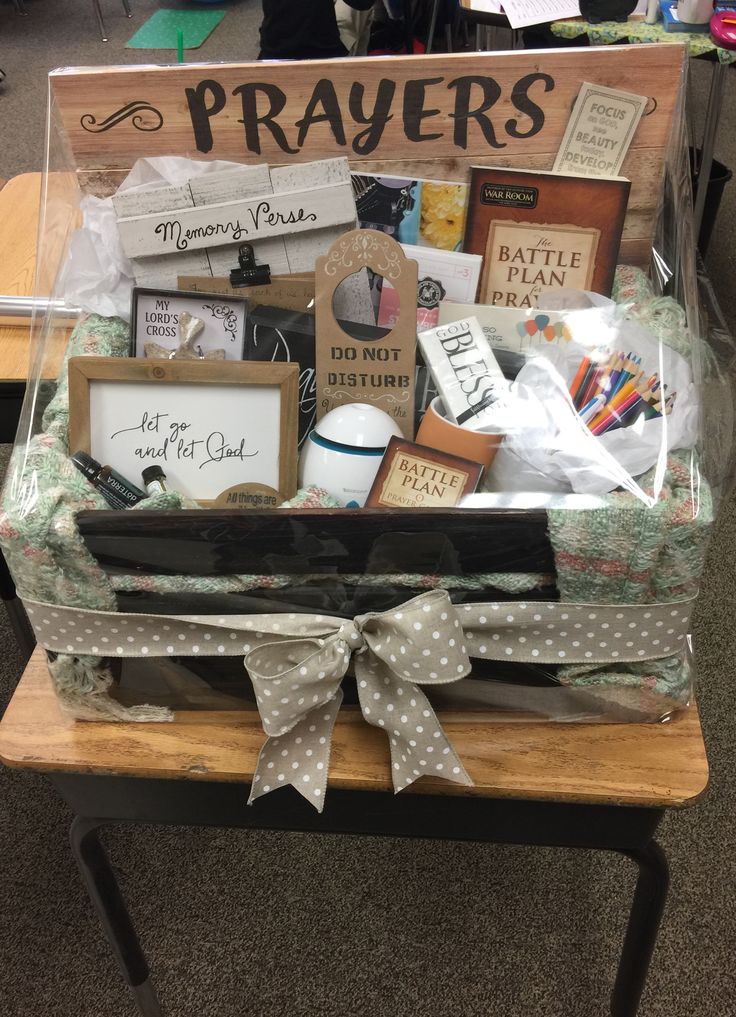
[0,382,25,443]
[111,656,562,712]
[76,508,555,577]
[114,584,558,618]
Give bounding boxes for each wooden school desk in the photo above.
[0,174,40,650]
[0,172,76,653]
[0,648,709,1017]
[0,172,42,442]
[0,172,75,442]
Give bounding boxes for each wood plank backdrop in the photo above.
[51,47,686,268]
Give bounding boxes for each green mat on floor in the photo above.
[126,8,226,49]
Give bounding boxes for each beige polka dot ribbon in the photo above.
[456,599,694,664]
[245,590,473,811]
[22,596,694,666]
[21,591,695,811]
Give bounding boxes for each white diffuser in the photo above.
[299,403,403,507]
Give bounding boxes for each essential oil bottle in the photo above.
[71,451,146,509]
[142,465,168,495]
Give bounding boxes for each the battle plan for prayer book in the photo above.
[463,168,630,307]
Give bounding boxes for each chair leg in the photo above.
[70,817,164,1017]
[611,841,669,1017]
[459,13,469,47]
[425,0,440,53]
[121,0,132,18]
[92,0,109,41]
[401,0,414,54]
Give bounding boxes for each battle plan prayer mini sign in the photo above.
[67,358,299,503]
[366,437,482,508]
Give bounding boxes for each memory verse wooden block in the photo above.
[116,180,356,259]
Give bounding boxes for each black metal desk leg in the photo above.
[69,817,163,1017]
[611,841,669,1017]
[0,550,36,660]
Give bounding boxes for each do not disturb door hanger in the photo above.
[315,229,418,439]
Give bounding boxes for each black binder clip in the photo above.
[229,243,271,288]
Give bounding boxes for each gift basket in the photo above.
[2,47,734,808]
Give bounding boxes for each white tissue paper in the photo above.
[119,156,249,190]
[486,303,698,498]
[58,195,135,320]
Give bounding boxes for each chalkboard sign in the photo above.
[67,357,299,503]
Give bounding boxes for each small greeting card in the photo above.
[378,245,482,330]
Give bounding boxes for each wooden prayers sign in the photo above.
[50,47,684,267]
[315,230,418,439]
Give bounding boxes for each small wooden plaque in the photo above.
[214,483,283,508]
[116,182,356,260]
[131,286,247,359]
[366,437,483,508]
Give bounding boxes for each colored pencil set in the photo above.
[568,351,676,436]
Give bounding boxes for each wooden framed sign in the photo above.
[315,229,418,439]
[68,357,299,504]
[131,287,247,359]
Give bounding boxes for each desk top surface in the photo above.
[0,172,71,383]
[0,173,43,382]
[0,649,709,808]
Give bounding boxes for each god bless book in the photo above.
[463,167,630,307]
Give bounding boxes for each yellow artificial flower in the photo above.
[420,183,467,251]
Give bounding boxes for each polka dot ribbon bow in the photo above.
[245,590,473,812]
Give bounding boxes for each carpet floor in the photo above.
[1,3,736,1015]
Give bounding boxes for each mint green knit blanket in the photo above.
[0,266,712,721]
